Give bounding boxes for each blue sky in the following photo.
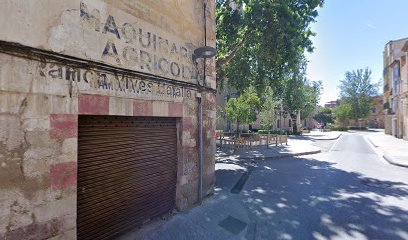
[305,0,408,105]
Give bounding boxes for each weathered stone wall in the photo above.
[0,0,216,239]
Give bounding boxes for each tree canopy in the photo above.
[338,68,379,121]
[314,107,334,126]
[216,0,324,94]
[334,103,352,125]
[259,88,278,130]
[225,91,261,131]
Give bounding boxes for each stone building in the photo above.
[0,0,216,239]
[357,96,385,129]
[324,100,340,109]
[401,42,408,139]
[383,38,408,139]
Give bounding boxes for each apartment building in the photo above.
[383,37,408,139]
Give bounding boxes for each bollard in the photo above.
[267,133,270,149]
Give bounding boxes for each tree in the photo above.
[225,92,260,131]
[335,103,352,126]
[314,107,334,126]
[338,68,379,121]
[259,88,278,130]
[283,73,322,133]
[216,0,325,94]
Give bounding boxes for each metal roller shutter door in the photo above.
[77,115,178,240]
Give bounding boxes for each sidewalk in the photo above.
[367,132,408,168]
[302,130,343,140]
[217,135,322,161]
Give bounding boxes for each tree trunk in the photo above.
[293,120,298,134]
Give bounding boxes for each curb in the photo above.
[383,153,408,168]
[366,136,408,168]
[366,137,379,148]
[312,134,342,141]
[237,150,321,160]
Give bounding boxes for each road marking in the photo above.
[329,134,343,152]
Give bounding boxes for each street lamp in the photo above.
[192,46,217,87]
[192,4,217,203]
[193,46,217,60]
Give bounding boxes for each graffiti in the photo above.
[80,2,198,82]
[39,62,193,99]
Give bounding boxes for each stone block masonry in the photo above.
[0,0,216,238]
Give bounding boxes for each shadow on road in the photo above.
[240,157,408,239]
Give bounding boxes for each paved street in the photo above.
[123,131,408,240]
[242,132,408,240]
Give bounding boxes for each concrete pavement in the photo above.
[217,134,331,161]
[303,130,343,140]
[366,131,408,168]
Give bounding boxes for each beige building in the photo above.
[383,38,408,139]
[324,100,340,109]
[357,96,385,129]
[0,1,216,239]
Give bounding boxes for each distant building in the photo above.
[357,96,385,129]
[383,37,408,139]
[324,100,340,109]
[303,117,320,129]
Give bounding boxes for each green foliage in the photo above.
[283,75,322,133]
[314,107,334,125]
[225,92,260,131]
[258,129,290,135]
[338,68,379,120]
[335,103,352,124]
[280,62,322,118]
[216,0,325,93]
[348,126,368,130]
[320,107,333,114]
[326,125,349,131]
[259,88,278,130]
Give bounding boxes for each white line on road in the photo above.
[328,134,343,152]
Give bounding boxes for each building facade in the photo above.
[383,38,408,139]
[324,100,340,109]
[357,96,385,129]
[402,42,408,139]
[0,1,216,239]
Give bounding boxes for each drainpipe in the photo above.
[198,93,203,203]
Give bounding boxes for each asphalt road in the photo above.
[243,132,408,240]
[123,132,408,240]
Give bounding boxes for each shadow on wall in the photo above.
[227,157,408,240]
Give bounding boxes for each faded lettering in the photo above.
[79,1,197,82]
[39,61,194,100]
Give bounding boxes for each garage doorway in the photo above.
[77,115,178,240]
